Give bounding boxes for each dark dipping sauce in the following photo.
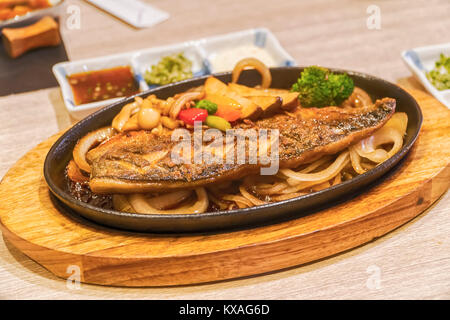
[67,66,139,105]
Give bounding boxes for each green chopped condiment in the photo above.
[144,53,193,85]
[426,53,450,91]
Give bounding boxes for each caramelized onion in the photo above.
[222,194,253,208]
[169,92,204,119]
[355,127,403,163]
[66,160,89,183]
[239,183,266,206]
[232,57,272,88]
[342,87,373,108]
[73,126,116,173]
[352,87,373,107]
[349,146,366,174]
[145,190,192,210]
[128,188,208,214]
[112,194,135,213]
[281,152,350,184]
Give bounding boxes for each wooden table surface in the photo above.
[0,0,449,299]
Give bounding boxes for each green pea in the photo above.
[195,99,218,115]
[205,115,231,131]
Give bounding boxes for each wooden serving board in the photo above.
[0,89,449,287]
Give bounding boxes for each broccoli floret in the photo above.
[291,66,354,108]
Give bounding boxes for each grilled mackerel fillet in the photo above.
[87,98,396,193]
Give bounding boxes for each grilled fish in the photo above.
[87,98,396,193]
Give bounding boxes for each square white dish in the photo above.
[132,43,207,91]
[199,28,296,73]
[53,51,146,120]
[401,43,450,109]
[53,28,296,120]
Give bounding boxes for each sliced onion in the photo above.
[66,160,89,183]
[145,190,192,210]
[355,126,404,163]
[311,181,331,192]
[255,181,288,195]
[207,191,229,210]
[295,156,333,174]
[332,173,342,186]
[169,91,204,119]
[232,57,272,88]
[128,188,208,214]
[73,126,116,173]
[383,112,408,135]
[281,152,349,184]
[221,194,252,208]
[112,194,135,213]
[269,192,306,201]
[349,146,366,174]
[239,184,266,206]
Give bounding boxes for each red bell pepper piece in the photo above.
[178,108,208,125]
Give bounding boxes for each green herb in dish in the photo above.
[195,99,218,114]
[144,53,193,85]
[291,66,354,108]
[426,53,450,91]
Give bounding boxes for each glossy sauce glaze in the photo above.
[67,66,140,105]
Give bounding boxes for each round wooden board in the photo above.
[0,89,449,287]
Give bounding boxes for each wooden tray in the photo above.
[0,89,448,287]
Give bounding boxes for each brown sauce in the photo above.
[67,66,139,105]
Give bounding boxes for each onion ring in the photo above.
[281,152,350,184]
[72,126,116,173]
[128,188,208,214]
[232,57,272,88]
[145,190,192,210]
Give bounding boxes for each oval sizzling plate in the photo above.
[44,67,422,233]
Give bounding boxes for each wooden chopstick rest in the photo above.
[2,16,61,58]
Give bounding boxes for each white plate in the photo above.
[53,28,297,119]
[401,43,450,109]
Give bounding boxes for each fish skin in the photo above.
[87,98,396,194]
